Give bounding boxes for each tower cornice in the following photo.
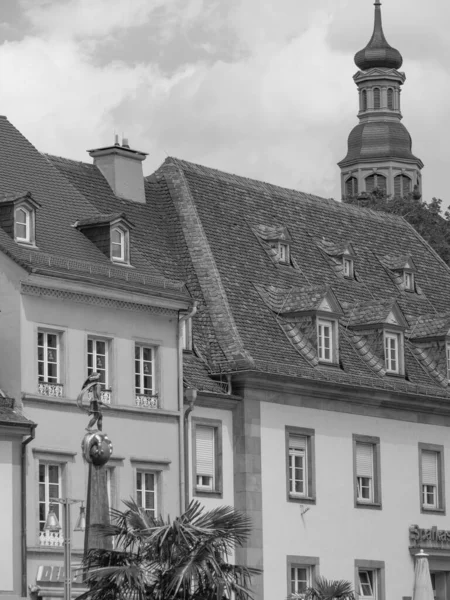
[354,68,406,85]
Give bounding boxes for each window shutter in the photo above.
[196,426,214,476]
[356,443,373,477]
[422,451,438,485]
[290,435,307,451]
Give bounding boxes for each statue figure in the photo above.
[77,372,109,431]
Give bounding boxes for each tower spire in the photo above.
[354,1,402,70]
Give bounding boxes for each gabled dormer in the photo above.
[74,212,134,265]
[346,299,408,376]
[380,253,417,293]
[316,238,357,280]
[251,223,292,266]
[255,284,344,367]
[0,191,41,246]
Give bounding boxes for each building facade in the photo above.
[338,1,424,199]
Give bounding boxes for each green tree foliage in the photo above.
[343,189,450,265]
[79,499,259,600]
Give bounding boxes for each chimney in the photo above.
[88,137,148,204]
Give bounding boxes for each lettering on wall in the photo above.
[409,525,450,547]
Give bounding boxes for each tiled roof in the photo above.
[407,312,450,340]
[147,156,450,398]
[183,352,228,394]
[0,117,186,297]
[0,396,35,427]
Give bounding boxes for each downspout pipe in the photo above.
[177,301,198,513]
[22,423,37,597]
[183,388,197,509]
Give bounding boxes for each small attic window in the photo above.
[384,330,404,375]
[111,226,129,263]
[343,257,354,279]
[404,271,414,292]
[15,205,34,244]
[278,242,290,264]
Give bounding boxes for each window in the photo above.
[419,444,445,512]
[373,87,381,109]
[343,257,353,278]
[180,317,193,351]
[135,344,155,396]
[404,271,414,291]
[387,88,394,110]
[286,427,315,503]
[87,338,109,390]
[345,177,358,197]
[287,557,319,598]
[317,318,336,363]
[15,206,32,243]
[361,89,368,111]
[192,418,223,496]
[136,471,157,517]
[355,561,385,600]
[38,463,61,532]
[394,174,412,197]
[365,173,387,193]
[353,436,381,508]
[110,226,129,263]
[359,570,376,599]
[384,331,401,374]
[446,343,450,379]
[38,331,60,384]
[279,243,290,264]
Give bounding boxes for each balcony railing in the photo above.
[38,382,64,398]
[88,389,112,404]
[135,394,158,409]
[39,529,64,547]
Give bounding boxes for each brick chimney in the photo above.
[88,136,148,203]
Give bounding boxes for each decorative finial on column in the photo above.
[374,1,381,5]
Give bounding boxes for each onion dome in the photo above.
[354,1,403,70]
[339,122,423,167]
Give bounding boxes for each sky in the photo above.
[0,0,448,204]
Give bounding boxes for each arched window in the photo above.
[15,206,31,242]
[111,226,129,263]
[365,173,387,192]
[361,90,368,111]
[373,87,381,109]
[394,174,412,197]
[387,88,394,110]
[345,177,358,197]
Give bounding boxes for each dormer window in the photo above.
[343,257,353,278]
[111,226,129,263]
[317,318,337,364]
[404,271,414,292]
[384,331,403,374]
[15,206,32,242]
[279,243,289,264]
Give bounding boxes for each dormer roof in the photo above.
[380,253,417,272]
[74,212,135,230]
[408,312,450,340]
[0,190,41,209]
[255,283,342,317]
[345,298,408,329]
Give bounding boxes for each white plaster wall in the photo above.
[261,401,450,600]
[20,294,178,410]
[0,439,14,591]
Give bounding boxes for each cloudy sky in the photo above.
[0,0,448,203]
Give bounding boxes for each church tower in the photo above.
[338,1,423,198]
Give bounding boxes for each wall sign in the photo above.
[410,524,450,547]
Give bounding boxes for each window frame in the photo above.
[192,417,223,498]
[345,176,358,197]
[110,224,130,264]
[403,270,414,292]
[278,242,290,265]
[87,336,111,391]
[180,317,193,352]
[287,556,319,598]
[355,560,385,600]
[37,329,62,385]
[387,88,394,110]
[38,461,63,534]
[14,202,36,245]
[135,470,158,518]
[317,317,338,364]
[343,256,354,279]
[383,329,403,375]
[446,342,450,379]
[134,343,156,396]
[373,87,381,109]
[418,443,445,514]
[353,435,382,509]
[286,426,316,504]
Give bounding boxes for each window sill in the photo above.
[110,259,134,268]
[194,488,223,499]
[421,506,446,515]
[16,240,37,248]
[317,361,340,369]
[385,372,405,379]
[288,495,316,505]
[355,501,382,510]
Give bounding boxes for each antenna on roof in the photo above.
[114,133,120,146]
